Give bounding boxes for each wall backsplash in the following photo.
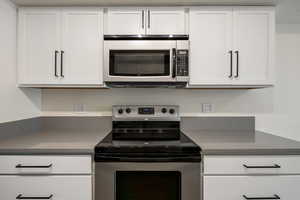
[42,88,274,114]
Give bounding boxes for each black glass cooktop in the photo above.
[94,132,201,162]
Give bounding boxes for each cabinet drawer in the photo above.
[0,175,91,200]
[0,155,91,174]
[204,155,300,175]
[204,176,300,200]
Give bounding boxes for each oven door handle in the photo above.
[172,48,177,78]
[94,155,201,162]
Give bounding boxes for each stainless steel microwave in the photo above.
[103,35,189,87]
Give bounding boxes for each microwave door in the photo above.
[104,41,177,82]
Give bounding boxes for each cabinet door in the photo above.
[204,176,300,200]
[18,8,61,85]
[189,8,233,85]
[147,8,186,35]
[0,176,91,200]
[61,8,104,85]
[105,8,145,35]
[233,7,275,85]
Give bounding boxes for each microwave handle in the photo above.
[172,48,177,78]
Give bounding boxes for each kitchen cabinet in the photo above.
[104,7,187,35]
[0,155,92,200]
[203,155,300,200]
[18,8,104,87]
[18,9,61,85]
[204,176,300,200]
[104,8,145,35]
[189,7,275,87]
[189,8,233,85]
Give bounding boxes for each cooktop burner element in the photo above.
[94,105,201,162]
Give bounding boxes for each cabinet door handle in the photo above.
[15,164,53,168]
[243,164,281,169]
[172,48,177,78]
[229,50,233,78]
[243,194,280,200]
[54,50,59,77]
[60,51,64,77]
[142,10,145,29]
[234,50,239,78]
[16,194,53,199]
[148,10,150,29]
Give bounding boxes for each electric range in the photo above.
[94,105,201,200]
[94,105,201,162]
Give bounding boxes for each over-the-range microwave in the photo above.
[103,35,189,88]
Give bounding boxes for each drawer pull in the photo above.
[243,164,281,169]
[16,194,53,199]
[243,194,280,200]
[15,164,53,169]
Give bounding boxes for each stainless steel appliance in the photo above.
[103,35,189,87]
[95,105,201,200]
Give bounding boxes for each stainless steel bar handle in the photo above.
[15,164,53,168]
[16,194,53,200]
[243,194,280,200]
[142,10,145,29]
[60,50,64,77]
[54,50,59,77]
[148,10,150,29]
[243,164,281,169]
[229,50,233,78]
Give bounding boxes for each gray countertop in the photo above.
[0,116,300,155]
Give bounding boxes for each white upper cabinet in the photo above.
[104,8,145,35]
[18,9,61,85]
[189,8,233,85]
[18,7,104,87]
[61,8,103,85]
[104,7,186,35]
[146,8,186,35]
[189,6,275,87]
[233,7,275,85]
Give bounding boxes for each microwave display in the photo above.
[109,50,170,76]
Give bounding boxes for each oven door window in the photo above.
[116,171,181,200]
[109,50,170,76]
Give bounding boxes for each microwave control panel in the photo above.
[176,50,189,76]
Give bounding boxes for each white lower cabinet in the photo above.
[203,155,300,200]
[204,176,300,200]
[0,155,92,200]
[0,176,92,200]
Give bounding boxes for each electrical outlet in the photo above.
[73,104,85,112]
[202,103,213,113]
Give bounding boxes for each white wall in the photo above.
[256,24,300,141]
[0,0,41,123]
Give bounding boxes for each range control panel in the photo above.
[112,105,180,121]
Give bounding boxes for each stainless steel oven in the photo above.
[95,162,200,200]
[94,105,201,200]
[103,35,189,87]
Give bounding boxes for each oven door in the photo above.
[95,162,200,200]
[104,40,177,82]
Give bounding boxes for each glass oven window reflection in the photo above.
[116,171,181,200]
[109,50,170,76]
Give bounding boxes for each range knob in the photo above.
[126,108,131,114]
[161,108,167,114]
[118,109,123,114]
[169,108,175,114]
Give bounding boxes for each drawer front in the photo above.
[204,176,300,200]
[0,155,91,174]
[204,155,300,175]
[0,176,92,200]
